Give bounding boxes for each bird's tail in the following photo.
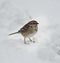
[9,32,19,35]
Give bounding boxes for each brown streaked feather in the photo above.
[18,20,38,33]
[19,23,30,33]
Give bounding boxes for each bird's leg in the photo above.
[24,37,29,44]
[29,37,35,43]
[29,38,33,42]
[24,37,26,44]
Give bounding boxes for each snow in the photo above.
[0,0,60,63]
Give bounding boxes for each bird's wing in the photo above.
[19,23,30,32]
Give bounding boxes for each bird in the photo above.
[9,20,39,44]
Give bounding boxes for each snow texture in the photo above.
[0,0,60,63]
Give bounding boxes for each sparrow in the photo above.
[9,20,39,44]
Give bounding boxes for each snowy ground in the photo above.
[0,0,60,63]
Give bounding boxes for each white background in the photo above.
[0,0,60,63]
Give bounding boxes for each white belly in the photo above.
[27,30,37,37]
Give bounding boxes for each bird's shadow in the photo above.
[1,37,26,48]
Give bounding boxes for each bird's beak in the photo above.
[37,22,39,24]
